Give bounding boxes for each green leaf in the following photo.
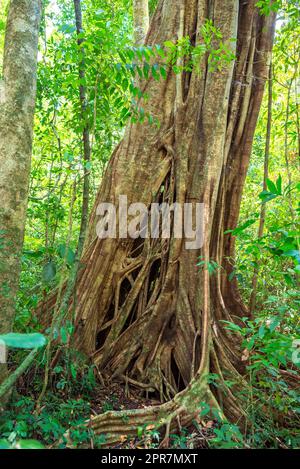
[23,249,44,259]
[57,244,76,265]
[231,217,258,235]
[137,426,144,438]
[221,321,242,333]
[60,24,76,34]
[160,66,167,79]
[60,326,68,345]
[120,107,130,121]
[143,62,150,79]
[17,440,45,449]
[0,333,46,349]
[258,325,265,339]
[269,318,280,332]
[276,175,282,195]
[151,64,160,81]
[0,439,11,449]
[199,401,211,417]
[164,40,175,49]
[266,178,279,194]
[259,190,278,203]
[42,261,56,283]
[282,250,300,262]
[70,363,77,379]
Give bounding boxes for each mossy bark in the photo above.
[133,0,149,44]
[0,0,41,384]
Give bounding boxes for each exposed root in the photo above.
[90,379,208,446]
[89,366,247,446]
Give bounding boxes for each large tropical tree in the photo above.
[41,0,276,442]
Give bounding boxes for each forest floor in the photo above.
[89,379,214,449]
[2,350,298,449]
[0,353,217,449]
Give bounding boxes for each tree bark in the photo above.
[73,0,91,250]
[40,0,275,440]
[133,0,149,45]
[0,0,41,383]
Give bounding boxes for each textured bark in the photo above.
[133,0,149,44]
[40,0,275,440]
[73,0,91,248]
[0,0,41,381]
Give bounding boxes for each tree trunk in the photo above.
[0,0,41,382]
[40,0,275,441]
[133,0,149,44]
[73,0,91,249]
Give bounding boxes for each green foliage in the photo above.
[50,352,97,395]
[42,261,57,283]
[223,317,300,370]
[197,257,222,275]
[0,394,102,449]
[164,19,236,74]
[209,422,244,449]
[219,317,300,448]
[0,348,103,448]
[259,175,283,202]
[234,176,299,287]
[0,437,44,450]
[256,0,282,15]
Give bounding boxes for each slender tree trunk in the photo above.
[133,0,149,44]
[0,0,41,383]
[40,0,275,441]
[249,63,273,316]
[73,0,91,251]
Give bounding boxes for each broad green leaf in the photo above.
[276,175,282,194]
[266,178,279,194]
[151,64,160,81]
[57,244,76,265]
[259,190,278,203]
[60,326,68,345]
[282,249,300,262]
[17,440,45,449]
[0,333,46,349]
[23,249,44,259]
[231,217,258,235]
[160,66,167,79]
[143,62,150,79]
[258,325,265,339]
[164,40,175,49]
[42,261,56,282]
[0,439,11,449]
